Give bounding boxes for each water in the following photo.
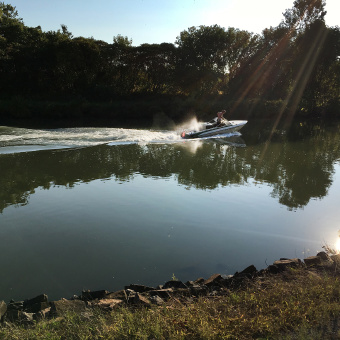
[1,119,340,302]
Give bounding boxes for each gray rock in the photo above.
[171,288,191,298]
[148,289,172,300]
[149,295,164,305]
[50,299,86,316]
[105,290,127,302]
[125,289,136,299]
[194,277,205,285]
[239,265,258,275]
[304,256,322,267]
[5,310,21,322]
[317,251,332,261]
[273,258,301,270]
[267,265,281,274]
[81,290,109,301]
[189,285,208,296]
[21,312,34,323]
[70,295,80,300]
[316,251,334,268]
[128,293,151,307]
[226,276,248,289]
[25,301,50,314]
[34,307,51,321]
[89,299,123,311]
[124,284,155,293]
[5,310,34,323]
[208,289,223,297]
[7,301,24,311]
[234,265,258,279]
[163,280,187,289]
[23,294,48,307]
[23,294,49,314]
[204,274,223,287]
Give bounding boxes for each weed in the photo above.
[1,268,340,339]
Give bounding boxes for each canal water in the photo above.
[0,118,339,302]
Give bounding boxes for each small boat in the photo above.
[181,118,247,139]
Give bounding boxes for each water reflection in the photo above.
[0,120,339,213]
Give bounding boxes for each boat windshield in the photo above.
[221,118,231,125]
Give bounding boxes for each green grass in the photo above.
[1,268,340,339]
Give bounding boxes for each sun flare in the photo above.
[335,238,340,253]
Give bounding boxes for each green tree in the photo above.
[0,3,46,96]
[228,23,292,101]
[175,25,256,96]
[228,0,338,116]
[291,22,340,113]
[132,43,177,94]
[108,36,136,95]
[0,2,24,43]
[283,0,326,32]
[224,27,257,80]
[175,25,229,95]
[113,34,132,47]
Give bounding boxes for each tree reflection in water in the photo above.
[0,120,339,213]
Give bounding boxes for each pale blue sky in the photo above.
[7,0,340,46]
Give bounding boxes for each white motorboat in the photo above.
[181,118,247,139]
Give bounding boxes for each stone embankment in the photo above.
[1,251,339,324]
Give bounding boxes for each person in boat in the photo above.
[216,110,226,126]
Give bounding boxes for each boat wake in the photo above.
[0,126,182,154]
[0,125,246,154]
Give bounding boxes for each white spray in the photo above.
[176,117,202,133]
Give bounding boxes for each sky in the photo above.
[7,0,340,46]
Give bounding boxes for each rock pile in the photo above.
[1,251,339,324]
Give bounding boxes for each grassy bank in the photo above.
[1,267,340,339]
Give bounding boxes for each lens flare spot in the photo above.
[335,238,340,253]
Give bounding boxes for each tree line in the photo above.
[0,0,339,124]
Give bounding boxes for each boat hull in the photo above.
[182,120,247,139]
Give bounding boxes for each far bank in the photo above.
[1,95,339,129]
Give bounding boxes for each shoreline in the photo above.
[1,250,338,324]
[2,96,339,131]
